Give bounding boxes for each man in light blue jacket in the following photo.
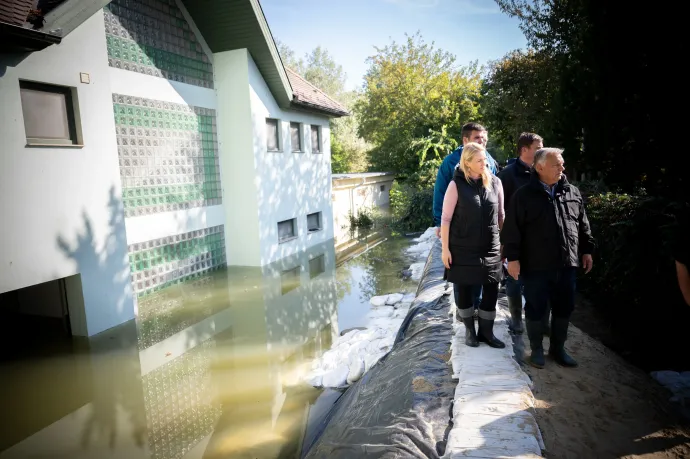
[433,122,497,310]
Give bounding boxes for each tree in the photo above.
[480,49,561,162]
[492,0,685,198]
[276,41,370,173]
[355,32,482,178]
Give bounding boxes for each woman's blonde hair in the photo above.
[458,142,492,191]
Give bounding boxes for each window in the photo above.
[266,118,280,151]
[19,81,79,146]
[311,125,321,153]
[380,185,386,192]
[307,212,322,233]
[281,266,301,295]
[309,254,326,279]
[290,122,302,152]
[278,218,296,243]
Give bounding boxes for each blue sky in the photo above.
[260,0,527,90]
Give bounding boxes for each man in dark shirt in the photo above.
[498,132,543,335]
[501,148,595,369]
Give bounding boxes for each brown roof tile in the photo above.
[286,67,349,117]
[0,0,33,26]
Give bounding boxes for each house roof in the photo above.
[0,0,62,52]
[0,0,33,26]
[286,68,349,117]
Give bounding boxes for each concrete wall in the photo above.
[214,49,262,267]
[0,11,134,336]
[247,55,334,265]
[331,174,395,246]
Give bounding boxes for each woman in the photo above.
[441,142,505,348]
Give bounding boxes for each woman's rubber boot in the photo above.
[462,317,479,347]
[477,310,505,348]
[548,317,578,367]
[507,296,524,335]
[525,318,545,368]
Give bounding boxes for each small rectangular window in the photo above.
[307,212,322,233]
[278,218,296,243]
[309,254,326,279]
[290,122,302,152]
[380,185,386,192]
[20,80,79,146]
[266,118,280,151]
[281,266,301,295]
[311,125,321,153]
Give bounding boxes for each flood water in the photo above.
[0,233,419,459]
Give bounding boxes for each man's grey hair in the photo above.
[534,148,564,166]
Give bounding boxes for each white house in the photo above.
[0,0,348,337]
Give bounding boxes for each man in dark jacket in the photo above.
[498,132,543,335]
[501,148,595,369]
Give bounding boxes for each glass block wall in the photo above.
[142,339,221,459]
[113,94,221,217]
[136,273,227,349]
[128,225,227,298]
[104,0,213,88]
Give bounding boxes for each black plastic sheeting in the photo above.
[302,239,456,458]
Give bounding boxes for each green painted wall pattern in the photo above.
[128,226,226,298]
[104,0,213,88]
[113,93,221,218]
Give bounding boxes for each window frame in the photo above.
[290,121,303,153]
[278,218,297,243]
[310,125,322,154]
[307,211,322,233]
[266,117,282,152]
[19,80,81,147]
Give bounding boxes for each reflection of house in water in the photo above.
[0,241,338,459]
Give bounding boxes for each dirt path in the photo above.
[516,323,690,458]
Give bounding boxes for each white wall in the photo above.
[247,55,334,266]
[0,11,134,336]
[214,49,263,267]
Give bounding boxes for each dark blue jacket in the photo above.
[432,145,498,226]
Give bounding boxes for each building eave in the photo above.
[0,22,61,53]
[180,0,293,109]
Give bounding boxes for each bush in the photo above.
[347,207,374,230]
[580,193,690,370]
[389,181,434,232]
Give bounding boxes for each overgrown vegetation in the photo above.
[389,182,434,232]
[577,193,690,369]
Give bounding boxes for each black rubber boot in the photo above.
[507,296,524,335]
[548,317,578,367]
[525,318,545,368]
[462,317,479,347]
[477,317,506,348]
[542,307,551,337]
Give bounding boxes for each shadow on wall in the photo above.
[56,185,133,335]
[0,53,30,78]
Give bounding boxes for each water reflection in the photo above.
[0,240,338,459]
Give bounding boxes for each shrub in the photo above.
[579,193,690,370]
[389,181,434,232]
